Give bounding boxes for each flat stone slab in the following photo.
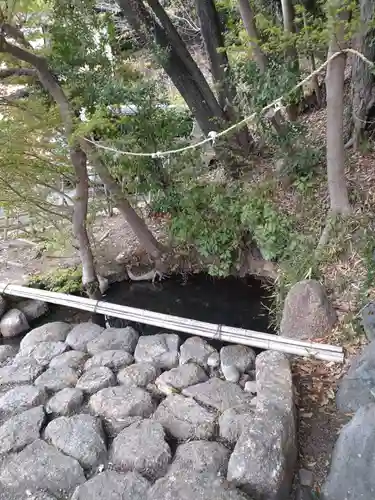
[49,350,88,370]
[71,471,150,500]
[0,359,44,386]
[45,414,106,470]
[46,388,84,417]
[84,350,134,372]
[155,363,208,395]
[35,365,78,392]
[89,385,154,436]
[20,322,72,351]
[134,333,180,369]
[153,394,217,441]
[182,378,253,411]
[110,420,171,480]
[0,439,85,499]
[17,341,68,366]
[149,471,249,500]
[0,385,47,420]
[170,440,230,475]
[66,323,104,352]
[87,327,139,355]
[0,406,45,454]
[76,366,116,394]
[179,336,217,369]
[117,362,159,387]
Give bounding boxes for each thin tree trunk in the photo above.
[303,11,321,108]
[325,6,351,214]
[281,0,300,121]
[237,0,268,74]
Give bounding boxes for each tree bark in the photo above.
[325,5,351,214]
[237,0,268,74]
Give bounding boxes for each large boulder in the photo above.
[219,403,256,445]
[0,345,17,365]
[336,339,375,413]
[153,394,217,441]
[170,441,231,475]
[227,351,296,500]
[0,439,85,499]
[34,365,78,392]
[0,385,47,421]
[0,358,44,386]
[280,279,337,340]
[84,350,133,372]
[45,414,106,470]
[16,341,68,367]
[66,323,104,352]
[0,406,45,454]
[322,404,375,500]
[87,327,139,355]
[71,471,150,500]
[155,363,208,395]
[179,336,217,369]
[117,362,160,387]
[110,420,171,480]
[17,299,49,322]
[76,366,116,395]
[20,322,72,351]
[0,309,29,337]
[46,388,84,417]
[134,333,180,370]
[49,350,88,370]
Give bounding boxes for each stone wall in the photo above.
[0,321,296,500]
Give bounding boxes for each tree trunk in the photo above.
[347,0,375,150]
[325,6,351,214]
[237,0,268,74]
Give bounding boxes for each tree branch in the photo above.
[0,67,36,78]
[0,22,32,49]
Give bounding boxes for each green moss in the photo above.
[28,267,83,295]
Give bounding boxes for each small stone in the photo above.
[0,406,45,454]
[0,359,44,386]
[170,440,230,475]
[222,365,240,383]
[117,362,159,387]
[84,350,133,372]
[244,381,257,394]
[66,323,104,352]
[17,299,49,322]
[89,385,154,436]
[299,468,314,487]
[219,404,255,445]
[0,385,47,420]
[239,374,251,389]
[76,366,116,394]
[134,333,180,369]
[71,470,150,500]
[20,322,72,351]
[182,377,253,411]
[110,420,171,480]
[49,350,88,370]
[207,351,220,368]
[46,388,84,416]
[0,345,17,364]
[87,327,139,355]
[35,365,78,392]
[155,363,208,395]
[153,394,216,441]
[179,336,217,369]
[220,345,256,375]
[0,439,85,498]
[0,309,29,337]
[17,341,68,366]
[45,414,106,470]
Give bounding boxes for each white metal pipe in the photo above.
[0,283,344,362]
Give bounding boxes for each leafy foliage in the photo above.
[28,266,84,294]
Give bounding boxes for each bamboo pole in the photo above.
[0,283,344,362]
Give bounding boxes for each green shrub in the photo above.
[28,267,83,295]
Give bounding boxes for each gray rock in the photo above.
[0,309,29,337]
[322,403,375,500]
[299,469,314,487]
[170,441,230,475]
[280,279,337,340]
[49,350,88,370]
[46,388,84,416]
[66,323,104,352]
[0,358,44,386]
[35,365,78,392]
[17,299,49,322]
[87,327,139,355]
[20,322,72,351]
[0,406,45,454]
[219,403,255,445]
[244,381,257,394]
[222,365,240,383]
[153,394,216,441]
[220,345,256,376]
[0,385,46,420]
[0,295,6,318]
[45,414,106,470]
[182,378,253,411]
[227,351,296,500]
[149,471,249,500]
[84,350,133,372]
[179,337,217,369]
[0,345,17,364]
[76,366,115,394]
[110,420,171,480]
[336,340,375,412]
[89,385,154,436]
[361,302,375,341]
[207,351,220,368]
[71,471,150,500]
[0,439,85,498]
[17,341,68,366]
[155,363,208,395]
[117,362,159,387]
[134,333,180,369]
